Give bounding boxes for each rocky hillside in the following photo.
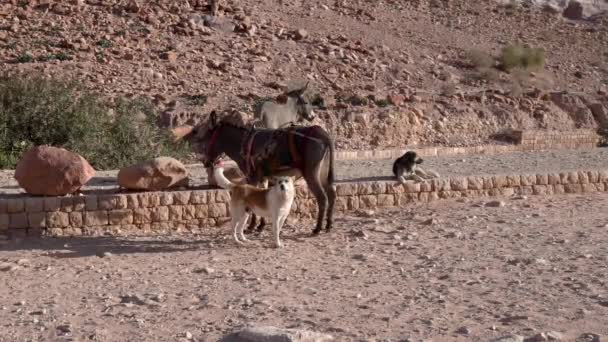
[1,0,607,150]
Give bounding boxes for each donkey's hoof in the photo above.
[312,229,322,236]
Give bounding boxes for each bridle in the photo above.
[203,125,221,168]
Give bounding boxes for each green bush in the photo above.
[0,74,190,170]
[500,45,545,71]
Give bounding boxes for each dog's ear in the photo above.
[416,158,424,164]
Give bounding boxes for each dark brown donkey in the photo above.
[184,111,336,235]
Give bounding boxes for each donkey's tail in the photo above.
[212,166,235,190]
[327,137,335,184]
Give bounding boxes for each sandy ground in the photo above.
[2,148,608,196]
[1,192,607,341]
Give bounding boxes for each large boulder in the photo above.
[14,145,95,196]
[549,91,596,128]
[117,157,189,191]
[220,325,334,342]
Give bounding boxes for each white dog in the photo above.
[213,161,295,248]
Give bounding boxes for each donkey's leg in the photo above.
[304,173,328,236]
[324,182,337,232]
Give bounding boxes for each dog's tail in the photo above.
[212,164,235,190]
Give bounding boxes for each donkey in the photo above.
[182,111,336,236]
[254,82,316,129]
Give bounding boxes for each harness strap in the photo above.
[245,131,259,177]
[206,127,221,160]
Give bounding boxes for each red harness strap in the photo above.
[206,127,221,159]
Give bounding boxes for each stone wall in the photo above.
[2,169,607,239]
[335,129,600,161]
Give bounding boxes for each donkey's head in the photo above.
[286,81,315,122]
[180,110,225,167]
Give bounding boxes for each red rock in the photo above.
[117,157,189,191]
[14,145,95,196]
[387,93,406,107]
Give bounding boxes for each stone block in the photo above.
[28,212,46,228]
[25,198,44,212]
[403,182,421,193]
[160,193,173,206]
[7,198,24,213]
[151,207,169,222]
[582,183,597,193]
[450,177,468,191]
[359,195,378,208]
[432,179,450,192]
[69,212,83,227]
[467,176,483,190]
[520,174,536,186]
[577,171,589,184]
[548,173,561,185]
[215,190,230,203]
[133,208,152,224]
[59,197,74,213]
[72,197,85,211]
[506,175,521,187]
[419,181,433,192]
[208,203,227,218]
[47,212,70,228]
[190,191,208,204]
[85,196,98,211]
[554,184,565,194]
[0,199,7,214]
[9,213,28,228]
[536,174,548,185]
[564,183,582,193]
[173,191,191,205]
[126,194,139,209]
[138,193,161,208]
[371,181,387,194]
[85,211,109,226]
[386,183,405,194]
[98,194,128,210]
[109,209,133,225]
[482,176,494,189]
[492,175,507,188]
[336,183,357,196]
[377,194,395,207]
[347,196,360,210]
[587,171,599,183]
[532,185,547,195]
[599,170,608,182]
[182,205,197,220]
[168,206,183,221]
[358,183,375,195]
[194,205,208,219]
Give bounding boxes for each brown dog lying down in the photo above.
[392,151,440,184]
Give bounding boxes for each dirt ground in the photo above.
[1,192,607,341]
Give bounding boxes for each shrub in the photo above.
[466,49,495,70]
[0,74,190,170]
[500,45,545,71]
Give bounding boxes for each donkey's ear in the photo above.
[299,81,310,94]
[209,110,218,127]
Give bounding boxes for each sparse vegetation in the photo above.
[467,49,494,70]
[15,53,33,63]
[38,52,71,62]
[96,39,113,49]
[0,74,190,169]
[500,44,545,71]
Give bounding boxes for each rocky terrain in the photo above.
[1,193,608,341]
[1,0,607,150]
